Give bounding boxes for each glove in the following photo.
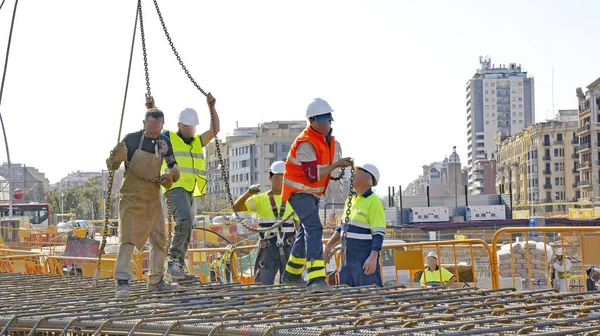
[248,184,261,195]
[160,172,174,189]
[167,167,180,183]
[106,142,127,170]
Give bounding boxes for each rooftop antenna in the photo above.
[551,68,555,119]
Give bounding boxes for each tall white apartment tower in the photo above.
[466,56,535,194]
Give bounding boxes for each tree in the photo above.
[195,195,232,215]
[44,176,103,222]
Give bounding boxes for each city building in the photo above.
[470,156,497,195]
[496,113,579,208]
[0,163,49,203]
[56,171,103,191]
[466,56,535,194]
[404,149,468,197]
[575,77,600,201]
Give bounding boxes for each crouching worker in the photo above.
[420,252,456,289]
[106,99,182,299]
[324,163,385,287]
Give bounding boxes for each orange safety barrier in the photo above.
[0,253,46,274]
[187,247,233,283]
[0,226,69,255]
[43,256,140,279]
[491,226,600,292]
[229,245,259,284]
[331,239,495,289]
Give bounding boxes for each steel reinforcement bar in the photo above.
[1,273,600,335]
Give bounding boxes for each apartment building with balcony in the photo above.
[497,112,579,208]
[466,56,535,194]
[575,77,600,201]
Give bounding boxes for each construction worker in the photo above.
[162,93,220,283]
[420,252,457,289]
[551,248,571,292]
[280,98,353,292]
[210,253,223,282]
[106,99,181,299]
[234,161,299,285]
[324,163,385,287]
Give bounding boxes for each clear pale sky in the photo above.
[1,0,599,196]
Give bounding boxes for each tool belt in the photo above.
[260,236,295,249]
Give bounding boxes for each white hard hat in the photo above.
[555,248,563,256]
[178,108,200,126]
[427,252,438,259]
[269,161,285,174]
[356,163,380,186]
[306,98,334,122]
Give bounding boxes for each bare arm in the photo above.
[327,231,341,247]
[444,276,457,289]
[200,93,220,146]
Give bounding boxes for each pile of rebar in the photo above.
[1,273,600,335]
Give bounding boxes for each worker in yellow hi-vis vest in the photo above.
[234,161,299,285]
[161,93,220,284]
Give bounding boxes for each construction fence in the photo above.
[1,227,600,293]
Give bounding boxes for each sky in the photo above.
[0,0,599,196]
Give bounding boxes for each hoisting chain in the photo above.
[96,1,143,287]
[330,167,345,181]
[150,0,291,233]
[340,166,356,266]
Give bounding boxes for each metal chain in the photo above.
[165,190,174,250]
[340,166,355,266]
[330,167,345,181]
[99,161,115,255]
[138,0,151,96]
[150,0,288,233]
[151,0,207,97]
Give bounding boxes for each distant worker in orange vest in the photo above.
[280,98,353,292]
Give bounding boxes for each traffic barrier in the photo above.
[491,226,600,292]
[187,247,233,283]
[0,252,45,274]
[43,256,140,279]
[330,239,495,289]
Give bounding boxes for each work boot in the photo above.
[115,279,130,299]
[281,272,305,286]
[147,278,181,293]
[166,260,187,281]
[306,278,334,293]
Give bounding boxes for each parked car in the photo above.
[57,220,96,239]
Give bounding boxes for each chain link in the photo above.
[330,167,345,181]
[152,0,207,97]
[165,190,174,250]
[340,166,355,266]
[138,0,151,96]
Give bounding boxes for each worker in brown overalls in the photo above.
[107,99,181,299]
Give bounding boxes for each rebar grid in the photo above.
[1,273,600,335]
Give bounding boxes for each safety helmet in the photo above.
[269,161,285,175]
[427,252,438,259]
[178,108,200,126]
[555,248,564,256]
[306,98,334,118]
[356,163,380,186]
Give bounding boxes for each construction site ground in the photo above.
[1,273,600,336]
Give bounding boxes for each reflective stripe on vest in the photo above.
[250,191,296,239]
[281,126,335,201]
[161,130,207,197]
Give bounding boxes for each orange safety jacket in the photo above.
[282,126,335,201]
